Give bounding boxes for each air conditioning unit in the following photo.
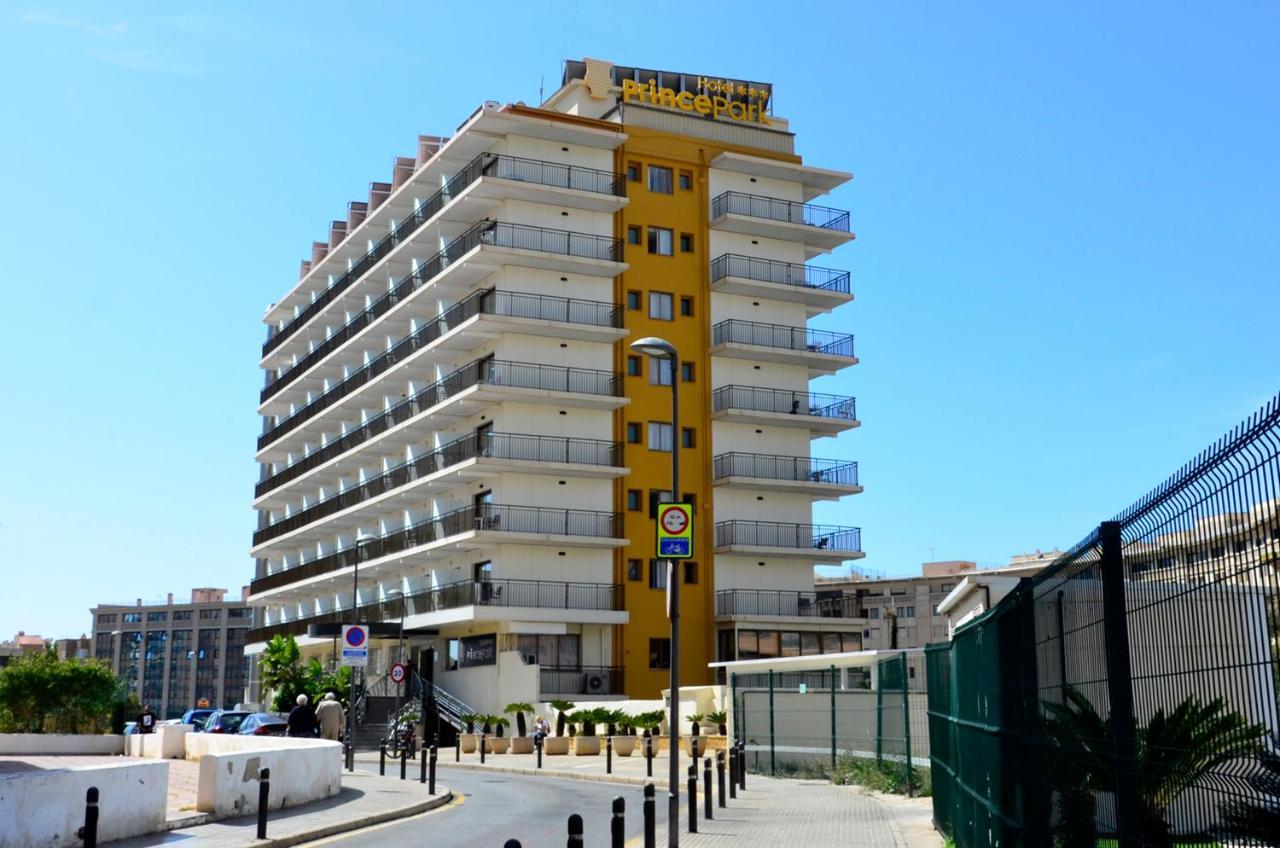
[583,672,608,695]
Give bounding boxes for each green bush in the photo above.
[0,651,119,734]
[769,755,931,797]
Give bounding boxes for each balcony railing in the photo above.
[710,254,850,294]
[263,154,624,358]
[259,289,622,448]
[712,453,859,487]
[715,520,862,553]
[247,578,623,642]
[710,191,850,232]
[250,504,624,595]
[539,666,625,696]
[256,359,622,495]
[253,433,623,545]
[715,589,863,618]
[712,385,857,421]
[712,319,854,358]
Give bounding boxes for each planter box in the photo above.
[510,736,534,754]
[488,736,509,754]
[686,736,708,758]
[460,734,478,754]
[544,736,570,755]
[611,736,637,757]
[573,736,601,756]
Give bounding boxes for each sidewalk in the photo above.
[108,770,453,847]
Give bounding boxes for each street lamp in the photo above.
[346,531,377,771]
[386,587,406,731]
[630,335,682,848]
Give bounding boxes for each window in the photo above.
[649,489,674,517]
[649,291,673,320]
[681,427,696,448]
[627,559,642,581]
[678,170,693,190]
[627,290,641,310]
[626,422,641,443]
[445,638,460,671]
[679,296,693,316]
[801,632,821,656]
[868,608,880,619]
[199,609,221,620]
[515,634,580,668]
[649,638,671,669]
[627,161,640,182]
[649,357,673,386]
[683,561,698,584]
[680,362,695,382]
[123,613,143,624]
[647,227,673,256]
[228,608,251,619]
[679,233,694,253]
[890,588,907,596]
[97,614,117,625]
[649,560,669,589]
[648,165,673,194]
[896,606,916,618]
[648,422,673,452]
[173,610,192,621]
[681,493,697,512]
[147,611,167,622]
[627,226,641,245]
[627,356,641,376]
[627,490,642,511]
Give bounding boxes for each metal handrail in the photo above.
[710,254,850,293]
[711,319,854,358]
[710,191,851,231]
[714,520,862,552]
[712,453,859,486]
[712,385,857,420]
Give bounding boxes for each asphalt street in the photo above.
[300,764,675,847]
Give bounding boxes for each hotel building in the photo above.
[247,58,864,712]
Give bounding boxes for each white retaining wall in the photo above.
[0,759,167,848]
[186,735,342,817]
[0,734,124,756]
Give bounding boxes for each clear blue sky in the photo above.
[2,2,1277,639]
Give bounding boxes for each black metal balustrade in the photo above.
[710,254,850,294]
[262,218,624,403]
[539,666,625,696]
[712,453,859,486]
[263,153,624,358]
[714,589,863,618]
[711,319,854,358]
[253,433,623,546]
[250,504,623,595]
[714,520,862,553]
[258,289,621,449]
[255,359,622,497]
[710,191,851,231]
[247,577,624,642]
[711,385,857,421]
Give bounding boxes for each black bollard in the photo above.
[400,745,408,780]
[611,796,625,848]
[738,741,746,790]
[703,757,713,820]
[420,740,428,784]
[480,732,486,765]
[504,841,522,848]
[257,767,270,839]
[717,750,726,808]
[645,733,653,778]
[643,782,656,848]
[379,743,387,776]
[687,762,698,833]
[567,812,584,848]
[729,747,737,799]
[456,734,461,762]
[536,734,543,769]
[606,734,613,774]
[429,744,438,794]
[78,786,99,848]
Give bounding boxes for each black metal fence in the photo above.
[712,385,857,421]
[712,452,859,487]
[715,520,862,553]
[710,191,851,231]
[710,253,851,294]
[928,393,1280,846]
[711,319,854,358]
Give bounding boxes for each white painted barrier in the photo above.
[185,735,341,817]
[0,759,167,847]
[125,723,190,759]
[0,734,124,756]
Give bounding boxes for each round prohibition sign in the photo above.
[344,627,367,648]
[389,663,407,684]
[661,506,689,535]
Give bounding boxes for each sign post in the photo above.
[341,625,368,773]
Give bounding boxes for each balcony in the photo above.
[709,191,854,256]
[714,520,863,561]
[715,589,864,619]
[712,453,862,499]
[710,319,855,374]
[247,578,625,643]
[540,666,625,697]
[253,433,625,546]
[263,154,625,360]
[250,504,625,597]
[711,385,859,435]
[259,288,624,437]
[256,357,625,468]
[710,254,852,314]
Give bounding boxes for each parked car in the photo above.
[202,709,250,734]
[181,708,215,730]
[123,721,138,735]
[236,713,288,737]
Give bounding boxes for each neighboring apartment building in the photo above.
[90,588,253,718]
[54,635,92,661]
[0,632,46,668]
[246,58,863,712]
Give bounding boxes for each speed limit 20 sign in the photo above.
[656,502,694,559]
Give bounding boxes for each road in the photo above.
[301,765,674,847]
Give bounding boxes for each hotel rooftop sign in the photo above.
[563,59,774,126]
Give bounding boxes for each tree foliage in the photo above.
[257,635,351,713]
[0,651,119,734]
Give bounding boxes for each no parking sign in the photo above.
[340,624,369,667]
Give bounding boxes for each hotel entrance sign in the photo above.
[657,502,694,559]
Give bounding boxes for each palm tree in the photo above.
[707,710,728,735]
[550,699,575,737]
[599,708,625,736]
[1218,741,1280,843]
[688,713,705,737]
[490,716,510,738]
[505,702,534,737]
[459,712,480,734]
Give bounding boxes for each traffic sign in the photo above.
[656,502,694,559]
[340,624,369,667]
[389,662,408,685]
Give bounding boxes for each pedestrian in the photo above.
[286,693,318,738]
[137,705,157,734]
[533,714,550,743]
[315,691,344,741]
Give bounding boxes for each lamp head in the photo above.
[355,531,377,547]
[630,336,677,359]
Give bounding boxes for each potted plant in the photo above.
[571,709,602,756]
[687,713,706,757]
[707,710,728,736]
[612,712,637,757]
[506,702,535,754]
[487,716,510,753]
[632,711,664,755]
[545,699,574,755]
[459,712,481,754]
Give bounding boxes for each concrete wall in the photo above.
[0,734,124,756]
[125,723,189,758]
[0,759,168,847]
[186,734,341,817]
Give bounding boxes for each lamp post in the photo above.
[346,531,377,771]
[630,335,681,848]
[387,588,406,735]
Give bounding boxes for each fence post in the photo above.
[900,653,914,797]
[611,796,625,848]
[77,787,99,848]
[687,762,698,833]
[767,669,776,776]
[703,756,713,820]
[830,663,838,773]
[567,812,584,848]
[716,750,726,807]
[643,782,656,848]
[875,662,884,765]
[256,767,270,840]
[1100,520,1147,845]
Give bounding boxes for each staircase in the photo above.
[350,671,478,751]
[352,695,398,751]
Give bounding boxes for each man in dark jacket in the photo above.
[286,693,318,737]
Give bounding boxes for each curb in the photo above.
[252,782,454,848]
[438,760,669,789]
